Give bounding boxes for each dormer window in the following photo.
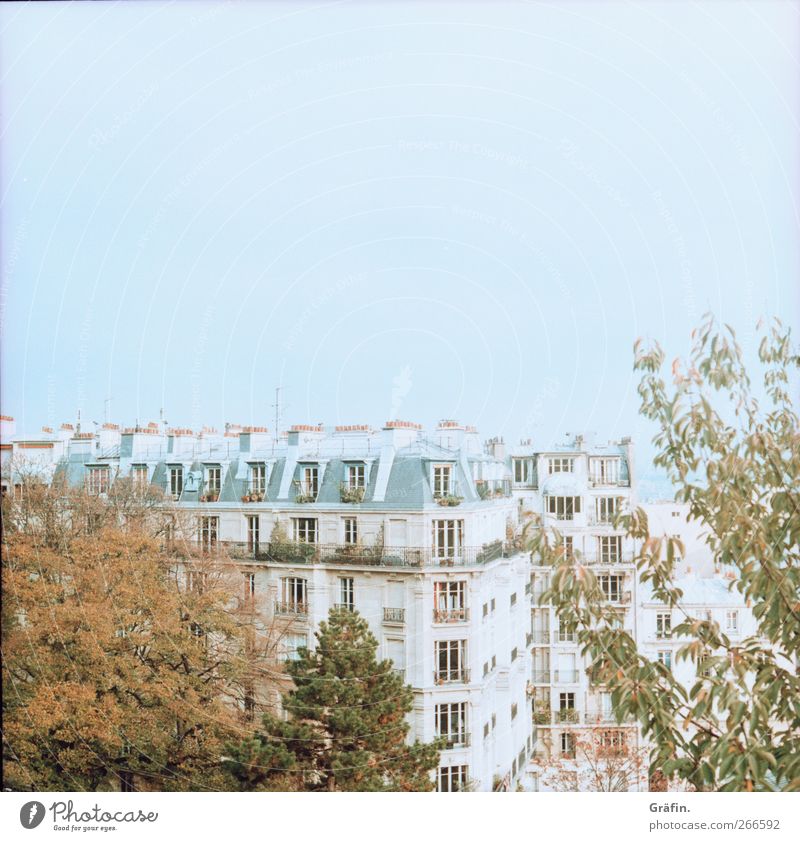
[169,466,184,500]
[205,465,221,495]
[433,464,452,498]
[85,466,110,495]
[250,463,267,494]
[591,457,620,485]
[131,464,148,488]
[300,465,319,497]
[513,458,533,486]
[347,463,365,490]
[548,457,574,474]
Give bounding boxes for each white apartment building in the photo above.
[507,435,757,791]
[1,416,533,793]
[2,415,761,792]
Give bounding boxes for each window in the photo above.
[557,691,574,712]
[347,463,365,489]
[490,598,496,613]
[293,518,318,544]
[338,577,354,610]
[435,639,467,683]
[511,647,518,662]
[599,730,626,752]
[247,515,260,552]
[598,574,624,602]
[656,612,671,638]
[560,732,576,758]
[563,535,574,558]
[657,650,672,670]
[205,465,221,495]
[169,466,183,499]
[482,602,488,618]
[86,466,110,494]
[434,580,466,621]
[300,465,319,497]
[726,610,739,633]
[438,765,468,792]
[131,464,148,488]
[281,633,308,662]
[511,702,518,720]
[435,702,468,747]
[548,457,574,474]
[244,572,256,602]
[199,516,218,551]
[250,463,266,493]
[513,458,533,486]
[278,577,308,613]
[598,535,621,563]
[591,457,620,485]
[546,496,581,520]
[596,496,622,523]
[556,618,575,643]
[510,592,517,607]
[671,510,681,518]
[433,464,453,497]
[432,519,464,560]
[343,517,358,545]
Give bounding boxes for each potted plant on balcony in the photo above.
[435,494,463,507]
[339,483,365,504]
[201,491,219,502]
[475,480,490,500]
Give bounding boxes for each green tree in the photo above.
[533,317,800,791]
[225,607,441,791]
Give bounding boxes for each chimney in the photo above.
[486,436,506,461]
[0,415,16,441]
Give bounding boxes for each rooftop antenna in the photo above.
[104,396,112,424]
[76,409,81,434]
[271,386,284,436]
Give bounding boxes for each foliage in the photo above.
[533,317,800,791]
[536,727,649,792]
[224,608,441,791]
[2,482,284,792]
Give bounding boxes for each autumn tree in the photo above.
[2,511,279,791]
[535,726,649,792]
[224,608,442,791]
[533,317,800,791]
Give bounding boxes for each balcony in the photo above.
[588,476,630,488]
[333,602,355,612]
[531,670,551,684]
[553,669,580,683]
[655,630,672,639]
[552,709,580,724]
[434,669,470,686]
[475,479,512,500]
[554,631,576,644]
[530,631,551,645]
[392,668,406,682]
[274,600,309,616]
[433,607,470,624]
[383,607,406,624]
[533,709,551,726]
[441,733,471,750]
[224,540,510,569]
[583,712,638,725]
[339,483,365,504]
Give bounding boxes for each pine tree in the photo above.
[225,608,441,791]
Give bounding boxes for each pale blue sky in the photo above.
[2,1,798,488]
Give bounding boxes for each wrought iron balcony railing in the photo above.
[530,631,551,644]
[383,607,405,624]
[434,669,470,685]
[274,600,309,616]
[433,607,470,623]
[531,670,551,684]
[223,540,510,569]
